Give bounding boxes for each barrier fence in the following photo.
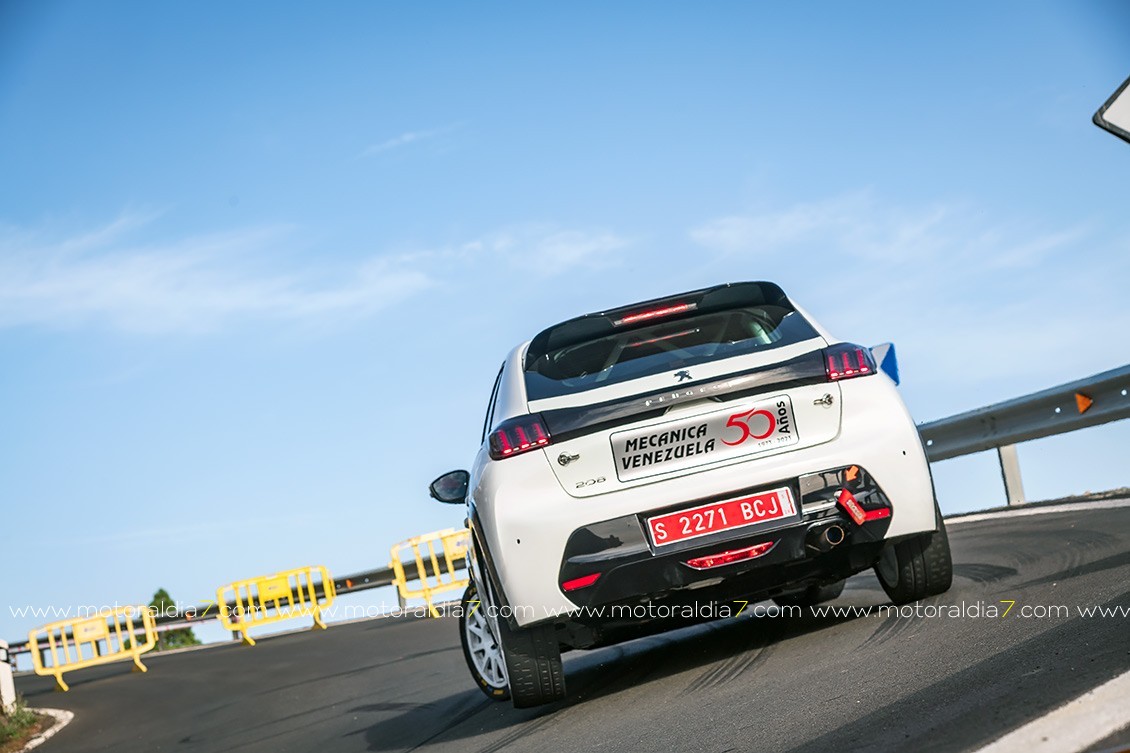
[29,605,157,692]
[216,565,336,647]
[7,527,471,682]
[390,528,470,618]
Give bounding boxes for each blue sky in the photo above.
[2,2,1129,647]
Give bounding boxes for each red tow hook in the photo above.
[836,489,891,525]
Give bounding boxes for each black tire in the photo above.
[459,583,510,701]
[874,510,953,605]
[496,615,566,708]
[773,579,846,608]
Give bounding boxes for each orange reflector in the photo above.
[684,541,776,570]
[1075,393,1093,414]
[561,573,601,592]
[345,579,354,589]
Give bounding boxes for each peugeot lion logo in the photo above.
[674,370,692,382]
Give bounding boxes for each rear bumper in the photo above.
[557,464,893,610]
[557,537,888,650]
[473,372,936,627]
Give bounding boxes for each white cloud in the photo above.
[687,192,1127,398]
[0,212,632,334]
[690,192,957,262]
[687,191,1096,284]
[0,213,433,333]
[473,225,631,277]
[360,122,462,157]
[689,191,1094,269]
[379,223,632,281]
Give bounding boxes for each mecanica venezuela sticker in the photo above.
[611,395,800,481]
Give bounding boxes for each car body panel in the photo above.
[472,371,935,627]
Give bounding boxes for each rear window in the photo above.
[524,302,820,401]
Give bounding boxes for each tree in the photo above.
[149,588,201,650]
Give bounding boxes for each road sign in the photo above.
[1094,75,1130,145]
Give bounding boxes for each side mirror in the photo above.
[429,470,470,504]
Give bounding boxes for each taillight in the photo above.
[613,302,696,326]
[489,414,552,460]
[824,343,876,381]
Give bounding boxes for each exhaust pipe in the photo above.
[807,523,846,553]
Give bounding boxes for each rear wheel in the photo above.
[496,614,566,708]
[773,579,845,608]
[875,510,953,605]
[459,583,509,701]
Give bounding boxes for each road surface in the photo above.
[16,502,1130,753]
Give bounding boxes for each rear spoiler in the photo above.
[525,281,792,369]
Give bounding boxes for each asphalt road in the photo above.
[16,503,1130,753]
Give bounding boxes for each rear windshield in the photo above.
[524,305,820,400]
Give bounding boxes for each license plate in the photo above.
[612,395,799,481]
[647,486,797,546]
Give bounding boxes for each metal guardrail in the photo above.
[919,365,1130,461]
[919,364,1130,505]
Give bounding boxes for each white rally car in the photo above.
[429,281,952,707]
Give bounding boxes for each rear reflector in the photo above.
[561,573,601,592]
[825,343,876,381]
[614,302,696,327]
[489,414,551,460]
[684,541,776,570]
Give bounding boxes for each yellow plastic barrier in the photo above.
[390,528,470,617]
[216,565,335,646]
[29,606,157,692]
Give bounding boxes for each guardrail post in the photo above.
[997,443,1026,506]
[0,640,15,714]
